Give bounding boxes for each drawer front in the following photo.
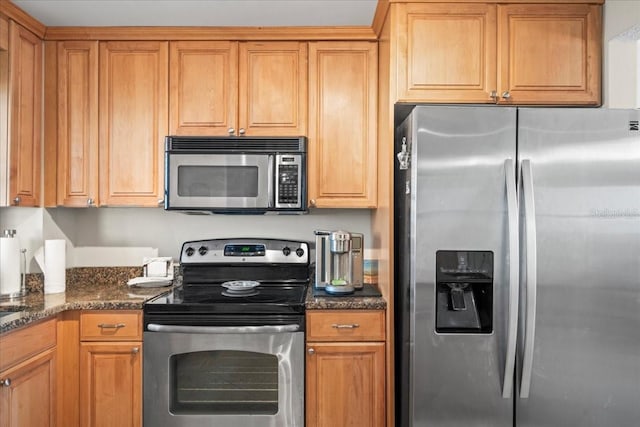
[80,310,142,341]
[306,310,385,342]
[0,317,57,372]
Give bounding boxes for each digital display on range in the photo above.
[224,244,266,256]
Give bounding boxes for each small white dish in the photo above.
[127,277,173,288]
[221,280,260,291]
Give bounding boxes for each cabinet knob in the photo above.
[309,199,316,207]
[1,378,10,387]
[132,347,140,354]
[228,127,235,135]
[307,348,315,355]
[87,198,95,206]
[12,197,20,205]
[238,128,246,136]
[490,90,498,102]
[158,199,165,206]
[501,91,511,100]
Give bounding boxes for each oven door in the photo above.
[143,324,303,427]
[166,153,272,210]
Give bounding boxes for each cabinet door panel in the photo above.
[239,42,307,136]
[80,342,142,427]
[497,4,601,105]
[309,42,377,208]
[396,3,497,103]
[7,21,41,206]
[306,342,385,427]
[169,41,238,135]
[57,41,99,206]
[0,348,56,427]
[99,41,168,206]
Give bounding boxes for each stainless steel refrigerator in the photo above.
[394,106,640,427]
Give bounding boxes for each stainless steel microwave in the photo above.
[164,136,307,213]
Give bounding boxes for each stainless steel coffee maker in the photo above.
[314,230,364,294]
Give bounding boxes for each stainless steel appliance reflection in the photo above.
[143,238,309,427]
[395,106,640,427]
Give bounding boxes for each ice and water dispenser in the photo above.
[435,251,493,334]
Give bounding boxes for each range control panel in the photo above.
[180,238,309,265]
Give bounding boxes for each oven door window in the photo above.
[170,350,278,415]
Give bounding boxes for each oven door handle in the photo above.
[146,323,300,334]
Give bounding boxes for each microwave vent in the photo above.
[167,136,306,153]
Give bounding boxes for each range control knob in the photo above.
[198,246,208,256]
[296,248,305,257]
[185,247,195,257]
[282,247,291,256]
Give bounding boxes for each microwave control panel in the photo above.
[275,154,302,208]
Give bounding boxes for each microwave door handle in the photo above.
[268,154,275,208]
[147,324,300,334]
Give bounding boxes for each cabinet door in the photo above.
[497,4,601,105]
[396,3,497,103]
[7,21,41,206]
[57,41,99,207]
[80,342,142,427]
[169,41,238,136]
[0,348,56,427]
[99,41,168,206]
[239,42,307,136]
[306,342,385,427]
[308,42,377,208]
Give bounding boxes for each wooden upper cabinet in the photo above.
[6,21,42,207]
[396,3,497,103]
[57,41,99,207]
[169,41,238,136]
[395,2,602,105]
[99,41,168,206]
[308,41,377,208]
[169,41,306,136]
[497,3,601,105]
[239,42,307,136]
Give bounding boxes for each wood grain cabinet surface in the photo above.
[169,40,307,136]
[50,41,168,207]
[0,318,57,427]
[79,310,142,427]
[306,310,385,427]
[396,2,601,105]
[308,41,377,208]
[4,20,41,207]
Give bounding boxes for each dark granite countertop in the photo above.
[0,267,174,334]
[304,285,386,310]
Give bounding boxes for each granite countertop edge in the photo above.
[304,286,387,310]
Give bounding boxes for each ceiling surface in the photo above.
[11,0,378,27]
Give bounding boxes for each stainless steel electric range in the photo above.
[143,238,310,427]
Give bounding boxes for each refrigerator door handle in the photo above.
[520,159,538,399]
[502,159,519,398]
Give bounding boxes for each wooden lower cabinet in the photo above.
[79,310,142,427]
[0,318,57,427]
[79,342,142,427]
[306,310,386,427]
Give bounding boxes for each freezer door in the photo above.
[517,108,640,426]
[397,106,517,427]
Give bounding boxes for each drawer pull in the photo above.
[131,347,140,354]
[331,323,360,329]
[1,378,11,387]
[98,323,125,329]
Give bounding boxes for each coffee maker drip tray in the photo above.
[312,283,382,298]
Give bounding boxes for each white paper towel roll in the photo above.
[0,236,21,295]
[35,239,66,294]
